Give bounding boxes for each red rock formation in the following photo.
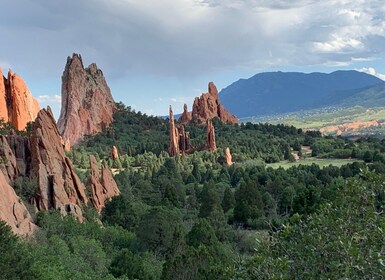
[0,169,37,236]
[88,155,120,213]
[0,67,40,130]
[225,147,233,166]
[111,146,119,160]
[319,120,382,136]
[178,125,191,153]
[206,119,217,152]
[30,107,88,221]
[0,135,18,183]
[0,67,7,122]
[6,130,31,178]
[179,103,192,124]
[169,106,180,156]
[190,82,237,124]
[57,53,116,145]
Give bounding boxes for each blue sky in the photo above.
[1,0,385,118]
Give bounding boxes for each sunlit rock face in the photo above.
[30,108,88,222]
[58,53,116,146]
[191,82,238,124]
[0,67,40,130]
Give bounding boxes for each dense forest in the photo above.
[2,103,385,279]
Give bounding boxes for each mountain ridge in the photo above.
[219,70,384,118]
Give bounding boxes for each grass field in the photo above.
[266,158,361,169]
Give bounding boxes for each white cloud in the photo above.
[313,37,363,53]
[356,67,385,81]
[0,0,385,79]
[170,95,197,104]
[36,95,61,104]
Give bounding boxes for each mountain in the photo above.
[219,70,384,118]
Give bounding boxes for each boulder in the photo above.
[57,53,116,145]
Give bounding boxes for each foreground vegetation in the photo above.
[3,104,385,279]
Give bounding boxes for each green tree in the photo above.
[221,186,235,213]
[234,180,264,224]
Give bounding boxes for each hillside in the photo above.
[219,70,384,118]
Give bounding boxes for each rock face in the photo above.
[0,169,37,236]
[0,67,40,130]
[169,106,180,156]
[178,125,191,153]
[57,53,116,145]
[0,131,31,183]
[189,82,237,124]
[0,135,18,183]
[179,104,192,124]
[111,146,119,160]
[30,108,88,221]
[88,155,120,213]
[225,147,233,166]
[169,106,192,156]
[206,119,217,152]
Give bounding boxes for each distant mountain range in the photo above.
[219,70,385,118]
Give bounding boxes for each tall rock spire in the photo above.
[206,118,217,152]
[168,105,179,156]
[225,147,233,165]
[179,103,192,124]
[57,53,116,145]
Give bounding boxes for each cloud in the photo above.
[170,96,197,104]
[36,95,61,104]
[0,0,384,80]
[356,67,385,81]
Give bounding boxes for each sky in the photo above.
[1,0,385,118]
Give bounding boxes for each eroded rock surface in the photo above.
[225,147,233,166]
[169,106,180,156]
[190,82,238,124]
[169,106,192,156]
[0,67,40,130]
[30,108,88,221]
[57,53,116,145]
[179,103,192,124]
[0,169,37,236]
[206,119,217,152]
[111,146,119,160]
[88,155,120,213]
